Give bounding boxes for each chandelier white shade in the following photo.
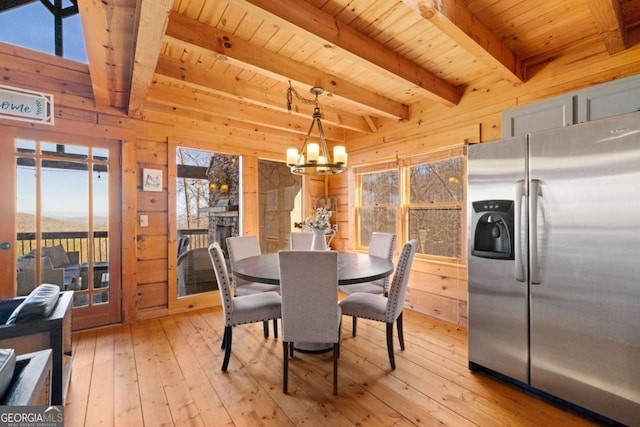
[285,86,347,176]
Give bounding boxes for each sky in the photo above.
[0,1,87,62]
[1,3,92,219]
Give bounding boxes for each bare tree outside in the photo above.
[356,157,464,260]
[408,157,463,259]
[176,148,212,230]
[358,170,398,248]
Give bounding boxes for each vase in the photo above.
[311,228,328,251]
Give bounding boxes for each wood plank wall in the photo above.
[1,41,639,326]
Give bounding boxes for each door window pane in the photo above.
[176,149,239,297]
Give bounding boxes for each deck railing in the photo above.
[16,231,109,264]
[177,229,209,251]
[17,229,209,264]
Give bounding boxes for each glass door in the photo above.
[1,129,121,329]
[174,147,239,299]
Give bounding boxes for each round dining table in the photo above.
[232,251,394,286]
[232,251,394,353]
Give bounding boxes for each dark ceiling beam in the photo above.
[0,0,35,13]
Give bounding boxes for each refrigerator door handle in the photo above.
[514,179,525,282]
[530,179,541,284]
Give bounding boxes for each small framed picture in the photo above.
[142,168,162,192]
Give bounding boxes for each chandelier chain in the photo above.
[287,81,318,111]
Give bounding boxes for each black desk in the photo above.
[232,252,394,286]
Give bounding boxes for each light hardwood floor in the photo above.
[65,307,603,426]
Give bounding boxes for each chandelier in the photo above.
[285,84,347,176]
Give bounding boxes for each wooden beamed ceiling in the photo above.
[75,0,640,147]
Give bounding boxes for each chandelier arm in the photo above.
[295,113,319,164]
[314,115,333,164]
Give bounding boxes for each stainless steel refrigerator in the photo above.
[467,111,640,426]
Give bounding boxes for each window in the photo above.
[356,168,399,248]
[407,156,464,260]
[355,153,465,262]
[0,1,86,61]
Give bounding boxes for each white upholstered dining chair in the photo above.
[226,235,280,337]
[339,239,417,370]
[338,232,396,295]
[207,242,282,371]
[279,250,341,395]
[289,232,314,250]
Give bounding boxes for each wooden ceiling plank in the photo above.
[402,0,524,83]
[586,0,628,54]
[147,83,346,141]
[143,101,306,146]
[165,11,409,120]
[154,55,370,133]
[237,0,460,106]
[127,0,173,118]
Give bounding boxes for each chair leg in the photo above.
[221,328,227,349]
[337,320,342,359]
[273,318,278,339]
[386,322,395,370]
[333,342,339,396]
[397,312,405,351]
[352,316,358,337]
[222,326,233,371]
[263,320,269,338]
[283,341,289,393]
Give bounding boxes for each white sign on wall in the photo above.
[0,84,54,125]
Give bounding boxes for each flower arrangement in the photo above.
[304,207,332,231]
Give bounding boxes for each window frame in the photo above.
[354,164,401,251]
[402,152,465,263]
[354,148,466,265]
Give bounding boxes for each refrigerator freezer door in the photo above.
[467,136,529,383]
[528,111,640,426]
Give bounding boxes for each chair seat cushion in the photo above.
[339,292,387,322]
[0,348,16,401]
[5,284,60,325]
[338,282,384,295]
[235,282,280,296]
[229,291,282,326]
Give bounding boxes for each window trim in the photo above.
[354,148,467,265]
[355,166,401,251]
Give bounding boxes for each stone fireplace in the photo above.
[209,213,237,256]
[206,153,240,255]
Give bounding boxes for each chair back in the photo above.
[177,235,190,257]
[208,242,234,324]
[226,235,261,287]
[278,251,340,343]
[290,232,313,250]
[368,232,397,291]
[177,248,218,294]
[385,240,417,323]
